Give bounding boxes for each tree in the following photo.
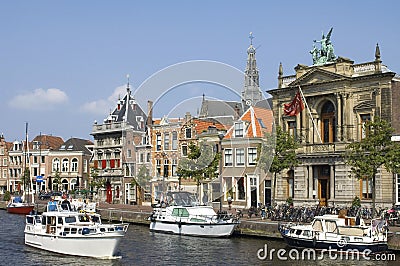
[346,117,400,217]
[89,167,105,198]
[259,126,300,204]
[177,141,221,195]
[132,165,152,204]
[52,170,61,191]
[20,167,31,194]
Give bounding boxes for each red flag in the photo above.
[284,90,304,116]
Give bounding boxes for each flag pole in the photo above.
[298,86,322,143]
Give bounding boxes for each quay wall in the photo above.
[1,201,399,251]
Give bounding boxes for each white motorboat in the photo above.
[149,191,239,237]
[24,202,129,259]
[279,214,388,253]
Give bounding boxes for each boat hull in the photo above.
[7,205,35,215]
[25,231,124,258]
[150,220,237,237]
[280,234,388,253]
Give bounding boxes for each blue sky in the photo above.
[1,0,399,141]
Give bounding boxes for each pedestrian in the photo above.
[48,198,57,211]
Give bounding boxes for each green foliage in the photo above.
[177,141,221,185]
[286,197,293,205]
[266,126,300,174]
[132,165,151,189]
[346,117,400,179]
[52,170,61,191]
[346,117,400,216]
[352,196,361,208]
[3,191,11,201]
[20,167,31,189]
[90,166,105,193]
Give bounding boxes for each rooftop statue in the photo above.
[310,27,336,65]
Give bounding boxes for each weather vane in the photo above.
[249,32,254,45]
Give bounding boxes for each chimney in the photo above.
[185,112,192,123]
[147,100,153,126]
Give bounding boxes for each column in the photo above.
[335,93,342,141]
[330,164,335,203]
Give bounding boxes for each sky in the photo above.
[1,0,400,142]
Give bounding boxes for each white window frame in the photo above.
[234,122,244,137]
[235,148,245,166]
[52,158,60,172]
[248,147,257,166]
[71,158,78,172]
[224,148,233,167]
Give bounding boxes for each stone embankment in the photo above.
[1,201,399,251]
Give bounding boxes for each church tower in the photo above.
[242,32,262,110]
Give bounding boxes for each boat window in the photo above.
[58,217,63,225]
[46,216,56,226]
[190,218,205,223]
[295,230,302,235]
[35,216,41,224]
[71,228,77,234]
[303,230,311,237]
[172,208,189,217]
[64,228,70,234]
[92,216,100,223]
[65,217,76,223]
[312,220,323,232]
[326,220,338,233]
[26,216,34,224]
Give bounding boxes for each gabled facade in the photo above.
[221,106,274,208]
[29,134,64,192]
[269,41,400,207]
[0,134,11,193]
[91,81,149,204]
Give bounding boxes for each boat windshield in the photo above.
[166,192,198,206]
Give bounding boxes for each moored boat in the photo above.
[7,196,35,215]
[278,214,388,253]
[24,201,129,258]
[149,191,239,237]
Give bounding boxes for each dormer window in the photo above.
[234,122,244,137]
[185,128,192,139]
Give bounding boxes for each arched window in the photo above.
[52,158,60,172]
[62,158,69,172]
[321,101,336,143]
[62,178,69,191]
[71,158,78,172]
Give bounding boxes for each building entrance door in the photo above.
[318,179,328,206]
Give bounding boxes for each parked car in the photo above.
[39,191,63,201]
[39,192,52,200]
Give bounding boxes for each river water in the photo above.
[0,210,398,265]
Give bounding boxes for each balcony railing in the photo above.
[299,142,348,154]
[92,121,126,134]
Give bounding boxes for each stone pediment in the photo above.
[289,68,347,86]
[354,100,375,111]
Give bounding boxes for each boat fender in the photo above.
[82,228,90,235]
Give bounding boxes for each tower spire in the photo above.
[242,32,262,110]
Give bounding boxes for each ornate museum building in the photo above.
[268,28,400,207]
